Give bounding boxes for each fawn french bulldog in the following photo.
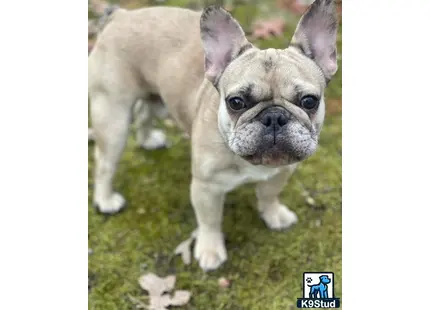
[88,0,338,271]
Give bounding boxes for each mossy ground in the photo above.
[88,1,342,309]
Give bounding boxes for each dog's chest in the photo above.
[214,163,281,192]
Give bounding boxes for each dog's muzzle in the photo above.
[257,106,290,142]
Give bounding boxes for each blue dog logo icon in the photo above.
[297,272,340,308]
[307,275,331,299]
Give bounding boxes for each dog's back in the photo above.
[88,6,206,132]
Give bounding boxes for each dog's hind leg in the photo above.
[90,91,134,214]
[134,95,169,150]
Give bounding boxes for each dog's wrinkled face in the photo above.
[200,0,338,166]
[217,47,325,165]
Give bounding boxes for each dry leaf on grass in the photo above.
[138,273,192,310]
[139,273,176,296]
[148,292,191,310]
[251,18,286,40]
[149,295,171,310]
[169,290,192,306]
[174,229,197,265]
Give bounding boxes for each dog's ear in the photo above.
[289,0,339,82]
[200,6,252,85]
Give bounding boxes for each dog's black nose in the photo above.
[259,110,288,129]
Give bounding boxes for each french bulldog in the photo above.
[88,0,339,271]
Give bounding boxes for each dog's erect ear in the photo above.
[200,6,252,85]
[290,0,338,82]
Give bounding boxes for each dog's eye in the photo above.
[300,95,319,110]
[227,97,246,111]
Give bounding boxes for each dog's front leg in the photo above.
[191,177,227,271]
[255,164,299,230]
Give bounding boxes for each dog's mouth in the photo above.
[241,130,316,166]
[227,114,318,166]
[242,148,303,166]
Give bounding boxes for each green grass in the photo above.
[88,1,342,309]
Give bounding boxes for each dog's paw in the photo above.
[94,192,126,214]
[260,204,298,230]
[194,230,227,271]
[139,129,169,150]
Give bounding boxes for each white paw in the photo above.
[94,192,126,214]
[194,231,227,271]
[140,129,168,150]
[260,204,298,230]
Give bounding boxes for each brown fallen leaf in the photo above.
[139,273,176,296]
[149,295,171,310]
[138,272,192,310]
[169,290,192,306]
[252,18,286,40]
[147,291,191,310]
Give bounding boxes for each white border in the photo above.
[0,0,87,309]
[0,0,429,309]
[343,0,430,309]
